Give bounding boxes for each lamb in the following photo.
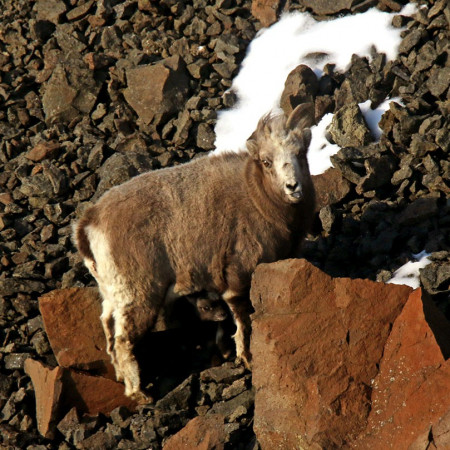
[186,291,229,322]
[74,103,316,402]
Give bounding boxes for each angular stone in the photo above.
[251,259,412,449]
[26,141,60,162]
[24,359,64,439]
[60,369,137,416]
[354,290,450,448]
[312,167,350,211]
[38,287,114,378]
[164,414,227,450]
[35,0,67,24]
[124,55,190,125]
[251,0,281,27]
[396,197,439,226]
[299,0,354,15]
[41,58,100,124]
[329,103,373,148]
[427,67,450,98]
[280,65,318,116]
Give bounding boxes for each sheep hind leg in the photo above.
[100,304,122,382]
[113,302,158,404]
[222,289,252,369]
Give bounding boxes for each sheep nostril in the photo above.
[286,182,298,192]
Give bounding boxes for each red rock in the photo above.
[25,359,137,438]
[39,287,114,378]
[312,167,351,211]
[251,0,281,27]
[26,141,60,162]
[163,414,227,450]
[354,289,450,449]
[24,359,64,439]
[60,369,137,416]
[124,55,190,126]
[250,259,413,449]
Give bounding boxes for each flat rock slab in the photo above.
[354,289,450,449]
[250,259,413,449]
[124,55,190,125]
[25,359,137,439]
[164,414,227,450]
[39,287,114,378]
[24,359,64,439]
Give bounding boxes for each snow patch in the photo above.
[213,5,416,175]
[387,251,431,289]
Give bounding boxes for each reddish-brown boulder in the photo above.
[250,259,413,449]
[312,167,351,211]
[39,287,114,378]
[59,369,137,416]
[26,140,60,162]
[25,359,137,438]
[251,0,281,27]
[163,414,227,450]
[124,55,190,126]
[24,359,64,439]
[354,289,450,449]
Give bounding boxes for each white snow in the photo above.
[213,5,416,175]
[387,251,432,289]
[308,113,339,175]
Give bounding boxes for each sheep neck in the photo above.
[245,158,298,232]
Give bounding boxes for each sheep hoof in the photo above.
[131,390,153,405]
[236,352,252,370]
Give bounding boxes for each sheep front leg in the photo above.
[222,289,252,369]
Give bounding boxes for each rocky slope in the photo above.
[0,0,448,448]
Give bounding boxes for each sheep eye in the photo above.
[262,159,272,168]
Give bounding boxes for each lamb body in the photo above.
[75,104,316,401]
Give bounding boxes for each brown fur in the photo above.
[74,104,316,400]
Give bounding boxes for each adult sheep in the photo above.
[74,103,316,402]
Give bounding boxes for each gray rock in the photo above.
[208,389,254,417]
[328,103,373,148]
[156,375,195,413]
[200,362,245,384]
[196,123,215,150]
[280,65,318,116]
[124,56,190,126]
[4,354,32,370]
[427,67,450,98]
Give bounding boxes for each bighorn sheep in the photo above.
[74,103,316,401]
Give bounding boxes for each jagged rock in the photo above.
[251,259,412,449]
[298,0,354,15]
[312,168,351,211]
[41,56,101,124]
[25,141,60,162]
[164,414,228,450]
[328,103,373,147]
[280,65,318,116]
[251,0,281,27]
[124,55,190,126]
[24,360,63,439]
[354,289,450,448]
[38,287,114,378]
[34,0,67,24]
[396,197,439,226]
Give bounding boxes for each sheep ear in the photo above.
[286,103,315,131]
[246,132,259,159]
[301,128,312,152]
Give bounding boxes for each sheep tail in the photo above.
[74,208,96,266]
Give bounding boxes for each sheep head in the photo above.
[246,103,315,204]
